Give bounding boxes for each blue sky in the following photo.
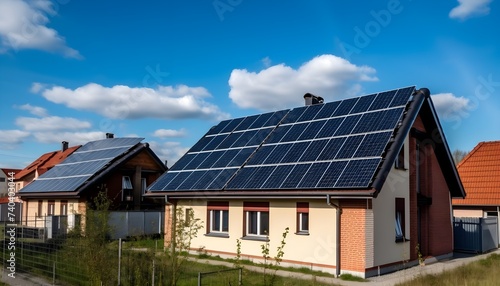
[0,0,499,169]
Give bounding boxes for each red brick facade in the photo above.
[340,199,371,272]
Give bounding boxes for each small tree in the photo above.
[452,149,468,165]
[260,227,289,286]
[168,207,203,286]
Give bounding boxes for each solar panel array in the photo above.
[19,138,144,193]
[149,86,415,192]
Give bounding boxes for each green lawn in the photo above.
[397,253,500,286]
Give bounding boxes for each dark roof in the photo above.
[19,138,166,198]
[148,86,465,199]
[15,146,80,180]
[452,141,500,206]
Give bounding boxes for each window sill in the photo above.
[241,235,269,242]
[204,232,229,238]
[295,231,309,236]
[395,237,410,243]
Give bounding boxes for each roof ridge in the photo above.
[457,142,483,169]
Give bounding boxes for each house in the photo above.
[452,141,500,233]
[14,141,80,194]
[146,86,465,278]
[18,135,167,227]
[0,168,21,197]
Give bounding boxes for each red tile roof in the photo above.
[1,168,22,176]
[14,146,81,180]
[452,141,500,206]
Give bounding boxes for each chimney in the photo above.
[303,93,324,106]
[62,141,68,151]
[106,133,114,139]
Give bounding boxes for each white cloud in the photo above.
[431,93,471,120]
[30,82,45,93]
[36,83,229,121]
[33,131,106,145]
[0,130,30,144]
[16,116,91,131]
[0,0,81,58]
[228,54,378,111]
[449,0,492,20]
[148,141,189,167]
[18,104,48,117]
[153,128,187,138]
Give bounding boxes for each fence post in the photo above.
[152,259,155,286]
[53,261,55,285]
[197,272,202,286]
[118,238,122,286]
[239,268,242,286]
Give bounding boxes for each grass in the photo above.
[339,273,366,282]
[397,253,500,286]
[196,252,339,279]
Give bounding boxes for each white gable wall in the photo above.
[372,136,411,267]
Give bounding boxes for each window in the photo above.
[296,202,309,234]
[244,202,269,237]
[0,177,5,182]
[60,200,68,215]
[122,176,133,189]
[207,201,229,235]
[48,200,55,216]
[395,198,406,242]
[184,208,193,226]
[395,144,405,170]
[122,176,133,201]
[37,200,43,217]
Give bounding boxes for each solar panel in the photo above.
[149,86,416,193]
[20,138,144,193]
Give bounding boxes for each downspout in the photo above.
[327,195,341,277]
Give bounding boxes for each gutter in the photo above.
[327,195,341,277]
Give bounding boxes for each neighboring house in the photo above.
[14,141,81,194]
[452,141,500,219]
[146,86,465,278]
[0,168,21,196]
[18,135,167,227]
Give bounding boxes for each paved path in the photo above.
[1,271,53,286]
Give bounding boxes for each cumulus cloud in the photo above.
[431,93,471,120]
[449,0,492,20]
[16,116,92,131]
[35,83,229,121]
[0,130,30,144]
[153,128,187,138]
[228,54,378,111]
[148,141,189,167]
[0,0,81,58]
[33,131,106,144]
[261,56,272,68]
[18,104,48,117]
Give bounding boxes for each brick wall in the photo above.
[340,199,370,272]
[409,115,453,259]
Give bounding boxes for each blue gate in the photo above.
[453,217,498,253]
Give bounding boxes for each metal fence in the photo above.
[453,216,499,253]
[108,211,164,239]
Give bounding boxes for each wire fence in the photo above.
[0,218,244,286]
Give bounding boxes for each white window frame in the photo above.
[209,209,229,233]
[298,212,309,233]
[122,176,133,189]
[246,211,269,236]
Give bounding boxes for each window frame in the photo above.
[243,202,269,239]
[37,200,43,217]
[395,143,406,170]
[296,202,309,235]
[395,197,407,242]
[48,200,55,216]
[122,176,133,201]
[60,200,68,216]
[206,201,230,237]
